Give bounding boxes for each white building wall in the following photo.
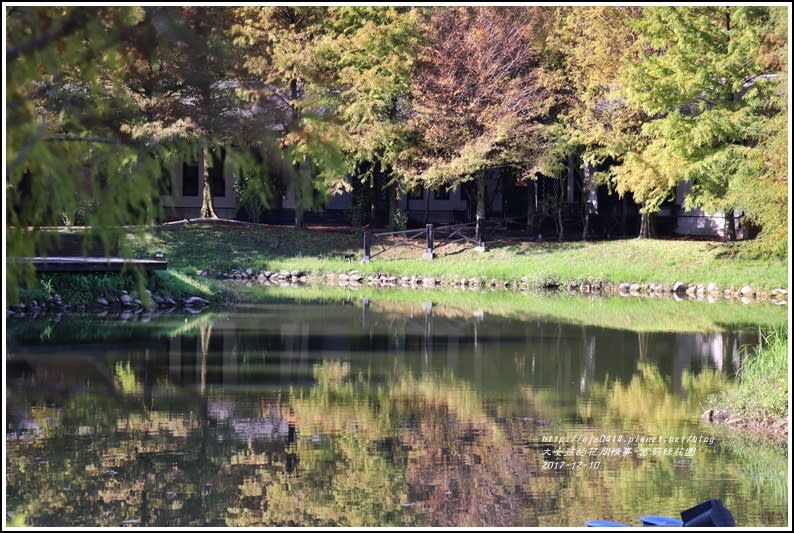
[674,180,742,238]
[163,153,237,220]
[281,181,353,210]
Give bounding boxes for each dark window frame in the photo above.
[182,162,199,197]
[209,149,226,198]
[433,188,450,200]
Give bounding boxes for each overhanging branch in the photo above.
[6,9,85,62]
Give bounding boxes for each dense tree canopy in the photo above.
[546,7,647,184]
[399,7,556,220]
[231,6,423,226]
[5,5,789,271]
[617,6,785,243]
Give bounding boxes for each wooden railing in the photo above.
[362,218,489,262]
[363,226,430,262]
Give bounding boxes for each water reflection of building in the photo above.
[208,398,292,442]
[6,305,761,442]
[153,305,757,402]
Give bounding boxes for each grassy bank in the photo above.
[125,222,789,290]
[713,327,788,422]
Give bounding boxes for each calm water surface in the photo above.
[5,295,788,527]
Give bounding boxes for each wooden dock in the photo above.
[29,256,168,273]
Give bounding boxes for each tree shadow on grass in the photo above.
[490,239,590,256]
[706,242,739,260]
[142,223,362,267]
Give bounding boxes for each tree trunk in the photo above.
[638,211,655,239]
[423,187,430,225]
[290,78,305,230]
[294,169,305,229]
[476,172,486,222]
[294,202,304,229]
[620,196,628,236]
[724,208,736,241]
[200,148,218,218]
[369,174,377,226]
[526,179,536,236]
[566,154,576,203]
[387,183,398,230]
[583,208,590,242]
[556,176,564,242]
[556,204,564,242]
[582,161,597,241]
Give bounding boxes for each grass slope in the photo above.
[126,223,789,290]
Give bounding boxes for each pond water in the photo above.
[5,293,788,527]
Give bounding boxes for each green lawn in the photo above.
[125,222,789,290]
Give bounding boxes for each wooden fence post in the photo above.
[476,217,486,252]
[424,224,434,260]
[363,230,371,262]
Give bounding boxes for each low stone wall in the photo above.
[198,268,308,285]
[7,268,787,319]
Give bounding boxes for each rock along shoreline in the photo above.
[7,268,788,319]
[6,288,210,320]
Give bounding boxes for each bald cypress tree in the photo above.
[399,7,555,223]
[6,7,171,301]
[617,6,784,243]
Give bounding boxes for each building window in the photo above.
[407,186,424,200]
[182,163,199,197]
[209,149,226,197]
[433,188,450,200]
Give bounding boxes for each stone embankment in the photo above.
[199,268,308,285]
[7,268,787,318]
[6,289,210,319]
[205,267,788,305]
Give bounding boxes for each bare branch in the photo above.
[45,134,122,144]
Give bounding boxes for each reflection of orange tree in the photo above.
[393,371,533,527]
[6,393,237,527]
[229,361,553,527]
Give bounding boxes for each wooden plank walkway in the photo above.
[29,257,168,273]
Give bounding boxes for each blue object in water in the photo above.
[680,498,735,527]
[587,499,735,528]
[585,520,630,527]
[641,515,684,527]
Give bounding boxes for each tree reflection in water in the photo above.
[5,300,787,527]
